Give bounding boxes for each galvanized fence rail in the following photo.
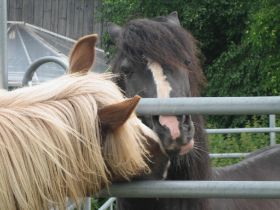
[99,181,280,199]
[136,97,280,115]
[99,181,280,209]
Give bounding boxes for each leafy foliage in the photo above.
[100,0,250,65]
[204,0,280,127]
[206,0,280,97]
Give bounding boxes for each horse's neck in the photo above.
[167,115,211,180]
[213,145,280,181]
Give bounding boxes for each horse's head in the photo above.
[108,12,206,157]
[68,34,170,181]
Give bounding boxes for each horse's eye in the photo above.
[121,66,133,77]
[184,60,191,66]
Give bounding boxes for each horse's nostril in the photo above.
[184,115,191,124]
[179,138,188,145]
[188,115,192,123]
[182,135,193,144]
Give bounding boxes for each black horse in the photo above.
[108,12,280,210]
[109,11,210,210]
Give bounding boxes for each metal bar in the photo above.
[82,197,91,210]
[17,26,32,64]
[7,21,25,24]
[25,23,105,53]
[136,97,280,115]
[0,0,8,89]
[16,26,41,82]
[99,181,280,199]
[7,25,11,34]
[66,203,76,210]
[24,25,67,58]
[16,25,41,82]
[206,127,280,134]
[25,23,76,43]
[22,56,68,86]
[98,197,116,210]
[269,115,276,145]
[210,153,249,158]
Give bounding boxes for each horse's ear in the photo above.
[166,11,181,26]
[98,95,141,130]
[108,22,122,43]
[68,34,97,74]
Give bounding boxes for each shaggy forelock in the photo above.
[114,18,206,96]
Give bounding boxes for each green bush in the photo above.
[205,0,280,97]
[204,0,280,128]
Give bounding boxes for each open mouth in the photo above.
[179,139,194,156]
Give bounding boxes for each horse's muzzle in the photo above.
[158,114,195,155]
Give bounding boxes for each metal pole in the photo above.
[0,0,8,89]
[269,114,276,145]
[21,56,68,86]
[136,97,280,115]
[210,153,249,158]
[98,197,116,210]
[82,197,91,210]
[207,127,280,134]
[99,181,280,199]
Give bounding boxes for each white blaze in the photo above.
[148,60,172,98]
[148,60,180,140]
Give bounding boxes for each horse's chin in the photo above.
[165,138,194,156]
[179,139,194,156]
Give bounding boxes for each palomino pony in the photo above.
[107,12,280,210]
[0,34,168,210]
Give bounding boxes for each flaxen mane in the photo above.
[112,18,206,96]
[0,72,150,210]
